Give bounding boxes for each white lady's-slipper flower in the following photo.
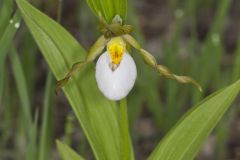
[56,18,201,97]
[96,37,137,100]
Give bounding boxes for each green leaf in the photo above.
[86,0,127,22]
[0,1,16,109]
[56,140,85,160]
[27,110,39,160]
[0,0,13,37]
[39,73,54,160]
[148,79,240,160]
[10,47,37,160]
[16,0,133,159]
[0,11,21,68]
[0,11,20,108]
[10,47,32,131]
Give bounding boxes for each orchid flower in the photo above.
[56,15,202,101]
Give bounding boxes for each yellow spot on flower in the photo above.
[107,37,126,65]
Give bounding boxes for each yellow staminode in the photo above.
[107,37,126,65]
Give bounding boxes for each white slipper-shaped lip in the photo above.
[95,51,137,101]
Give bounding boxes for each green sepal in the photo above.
[123,34,202,92]
[86,35,109,61]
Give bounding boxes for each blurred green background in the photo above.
[1,0,240,159]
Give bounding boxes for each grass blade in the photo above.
[0,0,13,37]
[0,11,21,68]
[56,140,85,160]
[39,73,55,160]
[10,47,37,159]
[26,111,39,160]
[9,47,32,131]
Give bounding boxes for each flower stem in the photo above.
[120,97,131,160]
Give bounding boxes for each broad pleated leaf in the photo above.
[86,0,127,22]
[16,0,126,159]
[148,80,240,160]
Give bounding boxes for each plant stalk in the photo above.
[120,97,131,160]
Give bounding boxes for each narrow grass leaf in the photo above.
[0,12,20,104]
[10,47,37,160]
[39,73,55,160]
[148,80,240,160]
[0,0,13,37]
[9,47,32,131]
[56,140,85,160]
[63,113,75,146]
[26,110,39,160]
[21,32,38,96]
[0,11,21,68]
